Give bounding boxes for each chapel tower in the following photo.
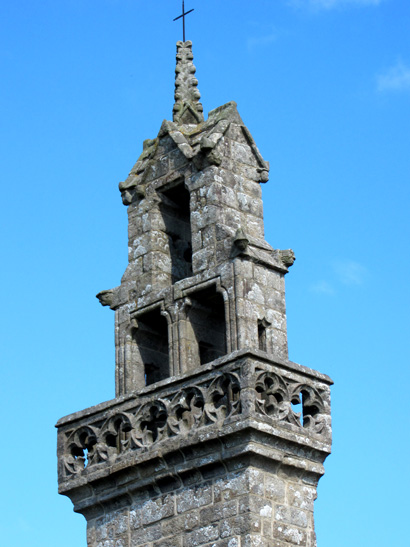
[57,41,332,547]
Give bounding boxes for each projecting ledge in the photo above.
[60,421,330,517]
[57,353,332,511]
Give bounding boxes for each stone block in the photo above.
[265,310,287,332]
[245,282,265,306]
[142,210,166,233]
[191,204,221,230]
[265,476,286,503]
[215,240,231,264]
[275,506,308,529]
[114,513,129,536]
[238,496,272,518]
[156,136,174,155]
[274,524,307,546]
[132,233,150,258]
[192,248,215,272]
[286,485,316,512]
[98,540,115,547]
[231,142,258,167]
[131,523,161,546]
[177,484,213,514]
[215,224,235,241]
[201,225,216,248]
[214,473,249,502]
[224,208,242,230]
[128,218,143,240]
[200,500,238,525]
[204,182,238,209]
[262,517,273,539]
[169,148,188,170]
[220,514,259,538]
[143,252,171,273]
[265,290,286,313]
[218,169,237,190]
[141,495,175,525]
[161,511,200,537]
[307,530,317,547]
[239,165,266,184]
[191,230,202,252]
[130,509,142,530]
[269,329,288,359]
[226,123,244,142]
[247,469,266,496]
[144,156,169,183]
[245,215,264,239]
[185,524,220,547]
[240,179,262,200]
[237,192,263,218]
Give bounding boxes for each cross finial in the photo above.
[173,1,194,42]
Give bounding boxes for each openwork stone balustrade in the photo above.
[57,351,332,488]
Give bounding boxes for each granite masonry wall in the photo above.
[86,465,318,547]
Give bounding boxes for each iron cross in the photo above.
[173,1,194,42]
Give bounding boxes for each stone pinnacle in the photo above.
[173,41,204,126]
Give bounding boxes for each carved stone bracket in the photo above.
[278,249,296,268]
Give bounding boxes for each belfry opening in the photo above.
[187,285,227,366]
[131,307,169,386]
[158,181,192,283]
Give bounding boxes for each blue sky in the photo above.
[1,1,409,545]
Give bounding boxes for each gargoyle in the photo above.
[96,289,114,307]
[278,249,296,268]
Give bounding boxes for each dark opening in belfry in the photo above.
[132,308,169,386]
[188,286,227,365]
[158,182,192,282]
[258,319,267,352]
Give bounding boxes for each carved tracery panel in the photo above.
[60,366,329,479]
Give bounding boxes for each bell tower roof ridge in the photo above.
[173,40,204,126]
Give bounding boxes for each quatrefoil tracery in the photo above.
[255,372,290,421]
[62,370,326,477]
[255,372,325,431]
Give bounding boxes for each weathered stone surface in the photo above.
[57,40,332,547]
[70,466,324,547]
[173,41,204,126]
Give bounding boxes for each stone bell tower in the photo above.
[57,41,332,547]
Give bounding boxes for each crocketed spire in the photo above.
[173,41,204,126]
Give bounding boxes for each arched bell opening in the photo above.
[187,285,227,366]
[158,181,192,283]
[132,307,170,386]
